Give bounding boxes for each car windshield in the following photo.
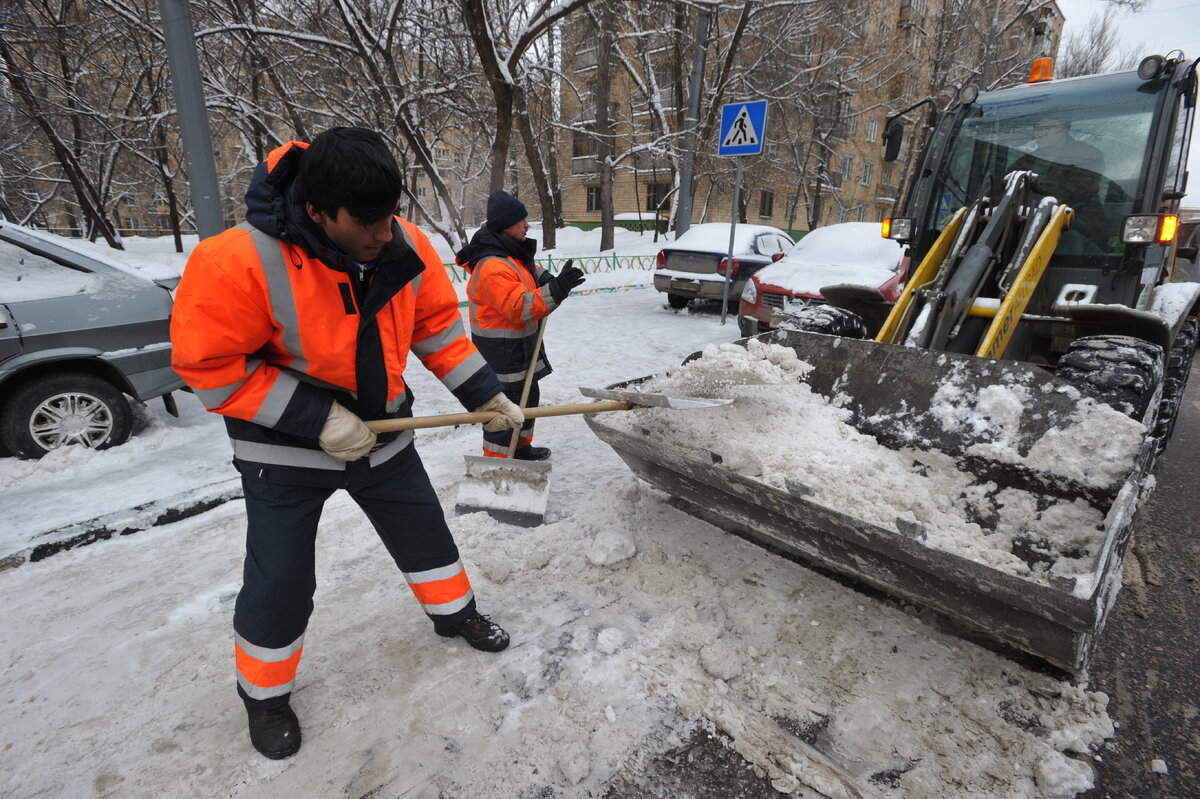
[0,238,100,302]
[936,71,1160,255]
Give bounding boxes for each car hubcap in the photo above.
[29,392,114,451]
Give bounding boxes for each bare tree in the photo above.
[1056,4,1144,78]
[0,1,127,245]
[459,0,597,249]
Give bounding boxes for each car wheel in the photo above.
[1055,335,1164,423]
[666,293,691,309]
[1,372,133,459]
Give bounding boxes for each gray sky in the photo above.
[1054,0,1200,207]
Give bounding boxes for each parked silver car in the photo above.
[653,223,794,309]
[0,222,183,458]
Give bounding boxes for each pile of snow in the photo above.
[623,339,1145,588]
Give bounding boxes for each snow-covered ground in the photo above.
[0,228,1113,798]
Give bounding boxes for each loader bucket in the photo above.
[585,329,1159,674]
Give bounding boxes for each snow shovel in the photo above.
[364,390,731,527]
[455,313,551,526]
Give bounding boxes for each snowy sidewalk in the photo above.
[0,289,1112,798]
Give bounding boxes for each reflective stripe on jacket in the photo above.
[466,253,558,383]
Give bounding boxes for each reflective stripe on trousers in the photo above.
[233,444,476,708]
[236,631,304,702]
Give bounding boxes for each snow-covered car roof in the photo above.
[662,222,789,255]
[753,222,904,296]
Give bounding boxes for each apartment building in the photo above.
[558,0,1062,235]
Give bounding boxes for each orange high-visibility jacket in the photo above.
[460,231,559,385]
[170,141,501,480]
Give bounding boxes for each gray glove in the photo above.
[474,392,525,432]
[318,401,376,461]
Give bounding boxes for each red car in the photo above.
[737,222,907,336]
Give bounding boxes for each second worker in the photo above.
[456,190,586,460]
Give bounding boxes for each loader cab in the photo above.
[901,63,1194,310]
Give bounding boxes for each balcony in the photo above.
[571,156,598,176]
[574,49,598,70]
[633,151,671,171]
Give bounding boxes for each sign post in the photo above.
[717,101,767,324]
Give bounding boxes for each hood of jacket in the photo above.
[455,226,537,274]
[243,140,411,276]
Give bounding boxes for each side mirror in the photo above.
[882,122,904,163]
[771,251,786,262]
[1177,246,1198,260]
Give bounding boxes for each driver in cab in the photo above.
[1009,116,1108,251]
[1009,116,1106,206]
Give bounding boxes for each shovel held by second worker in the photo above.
[364,390,731,527]
[455,311,551,527]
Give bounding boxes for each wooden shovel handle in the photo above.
[365,400,632,433]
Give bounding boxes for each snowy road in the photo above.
[1,288,1121,798]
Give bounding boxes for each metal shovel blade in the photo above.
[577,387,733,410]
[454,455,552,527]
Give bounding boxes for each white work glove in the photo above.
[318,401,377,461]
[474,392,525,432]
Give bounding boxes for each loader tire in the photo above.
[781,305,868,339]
[1153,316,1198,449]
[1056,335,1164,421]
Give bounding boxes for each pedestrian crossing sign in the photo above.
[718,101,767,157]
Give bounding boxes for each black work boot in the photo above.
[514,445,550,461]
[246,703,302,759]
[434,610,511,652]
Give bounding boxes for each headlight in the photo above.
[741,279,757,304]
[1122,214,1177,244]
[883,217,913,241]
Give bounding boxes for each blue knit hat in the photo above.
[486,190,528,232]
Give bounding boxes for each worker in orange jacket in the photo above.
[456,190,586,459]
[170,128,524,761]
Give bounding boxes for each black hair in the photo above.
[295,127,403,224]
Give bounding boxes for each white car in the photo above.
[653,223,794,309]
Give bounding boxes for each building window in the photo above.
[586,185,602,212]
[759,189,775,218]
[416,186,427,197]
[646,182,671,213]
[867,119,878,142]
[878,205,890,222]
[434,145,450,164]
[856,205,867,222]
[842,156,854,181]
[845,112,858,136]
[860,160,874,186]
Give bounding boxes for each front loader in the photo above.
[586,55,1200,674]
